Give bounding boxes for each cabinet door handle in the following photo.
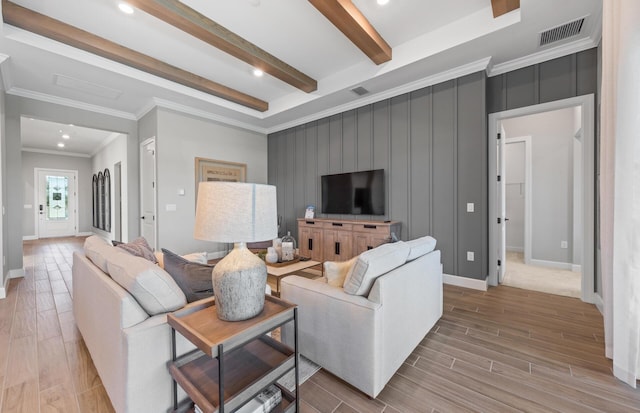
[367,246,373,250]
[364,224,377,229]
[306,221,315,224]
[308,239,313,251]
[332,223,343,227]
[335,242,340,255]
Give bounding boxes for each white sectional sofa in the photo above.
[281,237,442,398]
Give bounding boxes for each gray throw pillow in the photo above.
[115,237,158,264]
[161,248,214,303]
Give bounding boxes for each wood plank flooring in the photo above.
[1,237,638,412]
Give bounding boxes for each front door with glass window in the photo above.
[37,169,78,238]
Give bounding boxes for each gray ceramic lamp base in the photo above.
[212,244,267,321]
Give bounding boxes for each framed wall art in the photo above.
[194,157,247,202]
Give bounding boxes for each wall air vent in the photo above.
[539,17,586,47]
[351,86,369,96]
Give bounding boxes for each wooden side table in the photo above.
[167,296,299,413]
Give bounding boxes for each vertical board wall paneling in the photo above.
[268,72,487,279]
[539,54,576,104]
[276,132,287,235]
[431,80,456,275]
[409,87,431,238]
[389,94,410,240]
[456,72,487,279]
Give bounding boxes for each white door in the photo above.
[140,138,157,250]
[37,169,78,238]
[497,128,507,283]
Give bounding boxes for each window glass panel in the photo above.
[46,175,69,220]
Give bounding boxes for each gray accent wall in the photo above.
[268,72,487,279]
[487,49,598,114]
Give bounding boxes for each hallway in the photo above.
[503,251,581,298]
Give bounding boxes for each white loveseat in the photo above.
[281,237,442,398]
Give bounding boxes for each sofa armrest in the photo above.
[280,275,382,397]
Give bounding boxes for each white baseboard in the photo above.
[22,235,37,241]
[443,273,488,291]
[507,246,524,253]
[571,264,582,272]
[77,232,94,237]
[0,275,9,299]
[594,292,604,315]
[530,259,573,271]
[9,268,25,279]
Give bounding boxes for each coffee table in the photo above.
[266,259,322,296]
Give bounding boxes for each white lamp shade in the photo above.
[194,182,277,243]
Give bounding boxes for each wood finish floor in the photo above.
[1,237,638,412]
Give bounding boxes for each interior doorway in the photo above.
[488,95,595,304]
[114,162,122,241]
[140,138,157,250]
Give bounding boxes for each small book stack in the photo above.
[194,385,282,413]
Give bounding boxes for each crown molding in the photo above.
[151,98,269,135]
[488,36,599,77]
[22,147,91,158]
[7,87,138,120]
[266,57,492,134]
[0,53,12,91]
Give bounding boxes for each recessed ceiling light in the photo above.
[62,134,70,139]
[253,68,264,77]
[377,0,390,5]
[57,143,65,148]
[118,2,134,14]
[69,124,74,127]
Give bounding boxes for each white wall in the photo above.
[502,107,576,264]
[92,134,129,242]
[155,109,268,255]
[21,152,93,238]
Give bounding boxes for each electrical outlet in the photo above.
[467,203,475,212]
[561,241,568,249]
[467,251,475,261]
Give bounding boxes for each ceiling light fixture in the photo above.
[62,134,70,139]
[377,0,390,5]
[253,68,264,77]
[57,143,65,148]
[118,2,134,14]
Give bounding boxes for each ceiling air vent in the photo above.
[351,86,369,96]
[539,17,585,47]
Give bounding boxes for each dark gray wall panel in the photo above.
[342,110,357,172]
[269,72,488,279]
[432,80,456,274]
[356,106,373,171]
[506,66,537,110]
[409,87,431,238]
[487,75,505,115]
[577,47,598,96]
[456,73,487,279]
[389,95,410,238]
[539,54,576,103]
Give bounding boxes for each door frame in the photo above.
[488,94,595,304]
[34,168,79,239]
[139,137,158,250]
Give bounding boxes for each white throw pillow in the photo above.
[406,236,437,261]
[84,235,116,274]
[107,250,186,315]
[343,242,410,296]
[324,257,357,287]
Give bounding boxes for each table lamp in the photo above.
[194,182,277,321]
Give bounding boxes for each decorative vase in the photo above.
[273,238,282,261]
[265,247,278,264]
[281,231,297,261]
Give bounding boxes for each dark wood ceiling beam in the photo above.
[127,0,317,93]
[491,0,520,18]
[1,0,268,111]
[308,0,391,65]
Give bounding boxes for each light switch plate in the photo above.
[166,204,177,212]
[467,251,475,261]
[467,203,474,212]
[561,241,568,249]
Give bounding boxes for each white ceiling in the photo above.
[1,0,602,155]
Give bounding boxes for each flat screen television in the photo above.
[321,169,385,215]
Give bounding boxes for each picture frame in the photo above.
[195,157,247,201]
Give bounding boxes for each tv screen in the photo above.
[321,169,385,215]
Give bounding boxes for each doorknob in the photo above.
[140,216,145,220]
[505,218,510,221]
